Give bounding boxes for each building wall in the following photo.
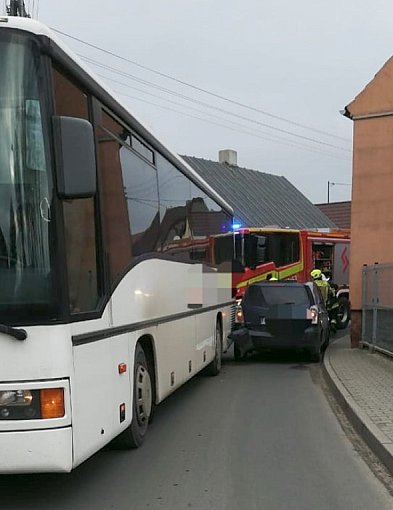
[347,58,393,345]
[350,115,393,315]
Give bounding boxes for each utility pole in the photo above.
[327,181,351,203]
[6,1,30,17]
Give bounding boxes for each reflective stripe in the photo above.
[236,260,304,289]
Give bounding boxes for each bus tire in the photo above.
[205,320,222,376]
[337,296,350,329]
[116,343,153,449]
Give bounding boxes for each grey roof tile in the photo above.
[181,155,336,229]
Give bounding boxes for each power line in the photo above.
[114,90,350,161]
[51,27,351,144]
[97,72,349,160]
[81,54,351,154]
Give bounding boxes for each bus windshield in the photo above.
[0,32,57,324]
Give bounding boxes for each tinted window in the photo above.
[97,112,232,279]
[243,285,265,306]
[260,285,310,306]
[97,113,132,284]
[98,110,159,270]
[276,233,300,266]
[265,232,300,267]
[53,68,99,314]
[214,235,234,266]
[189,184,232,267]
[120,147,159,257]
[244,234,269,268]
[157,155,192,261]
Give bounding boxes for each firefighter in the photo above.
[310,269,339,331]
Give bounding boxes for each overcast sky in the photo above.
[9,1,393,203]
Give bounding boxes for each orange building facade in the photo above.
[345,57,393,346]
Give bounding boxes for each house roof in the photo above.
[345,56,393,119]
[315,201,351,230]
[181,155,336,230]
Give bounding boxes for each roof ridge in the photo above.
[181,154,282,178]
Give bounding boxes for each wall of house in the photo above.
[350,115,393,344]
[346,57,393,345]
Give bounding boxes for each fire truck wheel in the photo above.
[337,296,350,329]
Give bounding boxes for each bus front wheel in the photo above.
[116,343,153,448]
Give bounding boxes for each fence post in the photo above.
[371,262,379,353]
[361,264,367,344]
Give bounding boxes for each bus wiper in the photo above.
[0,324,27,341]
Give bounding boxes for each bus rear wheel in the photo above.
[116,343,153,449]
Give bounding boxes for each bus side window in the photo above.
[96,113,133,286]
[53,68,100,314]
[156,155,192,262]
[97,110,160,284]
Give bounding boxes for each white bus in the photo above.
[0,17,235,473]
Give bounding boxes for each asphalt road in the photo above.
[1,346,392,510]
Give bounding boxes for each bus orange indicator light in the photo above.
[40,388,65,419]
[118,363,127,374]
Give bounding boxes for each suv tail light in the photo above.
[235,305,244,325]
[307,308,318,325]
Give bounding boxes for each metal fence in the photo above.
[362,263,393,356]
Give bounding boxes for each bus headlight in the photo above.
[0,390,33,406]
[0,388,64,420]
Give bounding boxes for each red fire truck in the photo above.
[232,228,350,328]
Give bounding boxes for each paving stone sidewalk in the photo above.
[323,335,393,473]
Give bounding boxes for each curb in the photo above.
[322,343,393,474]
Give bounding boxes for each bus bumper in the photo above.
[0,427,73,473]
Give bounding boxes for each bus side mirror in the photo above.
[53,116,97,199]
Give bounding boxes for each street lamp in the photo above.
[327,181,351,203]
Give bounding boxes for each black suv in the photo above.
[230,281,330,362]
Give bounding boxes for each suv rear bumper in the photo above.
[231,326,320,355]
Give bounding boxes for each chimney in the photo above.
[219,149,237,166]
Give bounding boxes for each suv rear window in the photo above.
[245,285,310,306]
